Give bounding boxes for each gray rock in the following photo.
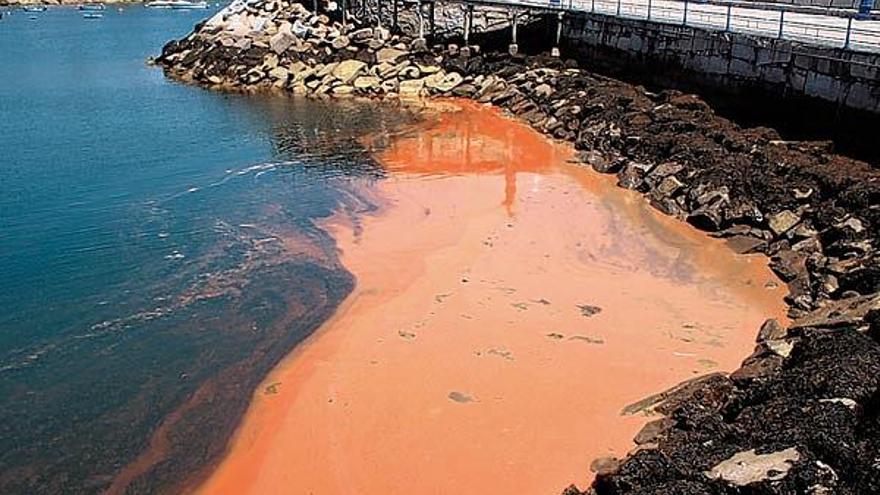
[790,292,880,330]
[757,318,786,342]
[836,216,866,235]
[705,448,800,486]
[766,338,795,358]
[578,151,618,173]
[725,235,766,254]
[648,161,684,179]
[398,66,421,80]
[353,75,380,90]
[424,71,463,93]
[768,210,801,236]
[410,37,428,52]
[376,47,407,64]
[731,352,784,382]
[534,83,554,98]
[268,66,289,82]
[331,35,350,49]
[416,64,442,75]
[617,161,652,190]
[332,85,354,95]
[331,59,366,84]
[655,175,684,197]
[349,27,374,44]
[688,201,726,231]
[399,77,426,97]
[621,373,731,416]
[590,456,621,476]
[769,249,807,282]
[633,418,672,445]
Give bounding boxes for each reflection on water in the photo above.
[375,100,561,215]
[0,9,421,492]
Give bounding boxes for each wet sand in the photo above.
[197,101,788,494]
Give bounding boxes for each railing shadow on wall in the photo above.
[462,0,880,51]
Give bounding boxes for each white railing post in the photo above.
[464,4,473,46]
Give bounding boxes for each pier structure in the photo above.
[355,0,880,111]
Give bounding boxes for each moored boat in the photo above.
[79,3,106,11]
[22,5,47,12]
[145,0,208,9]
[82,11,103,18]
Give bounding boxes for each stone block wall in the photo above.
[741,0,879,11]
[563,13,880,112]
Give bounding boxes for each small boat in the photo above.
[79,3,105,11]
[171,2,208,9]
[22,6,47,12]
[82,12,103,18]
[146,0,208,9]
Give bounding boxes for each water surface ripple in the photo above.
[0,7,417,494]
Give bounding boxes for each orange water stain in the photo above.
[197,100,788,495]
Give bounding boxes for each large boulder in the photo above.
[269,31,295,55]
[332,59,367,85]
[424,72,463,93]
[705,448,800,486]
[376,47,407,64]
[768,209,801,236]
[399,78,426,97]
[353,76,380,90]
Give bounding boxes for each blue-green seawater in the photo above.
[0,6,413,493]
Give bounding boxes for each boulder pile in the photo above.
[156,3,880,493]
[154,0,480,98]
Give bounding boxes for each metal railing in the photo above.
[460,0,880,52]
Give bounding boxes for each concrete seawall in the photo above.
[562,11,880,112]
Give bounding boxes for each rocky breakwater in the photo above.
[156,3,880,493]
[153,0,474,98]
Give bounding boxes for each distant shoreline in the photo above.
[2,0,144,6]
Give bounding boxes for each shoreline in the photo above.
[151,1,880,493]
